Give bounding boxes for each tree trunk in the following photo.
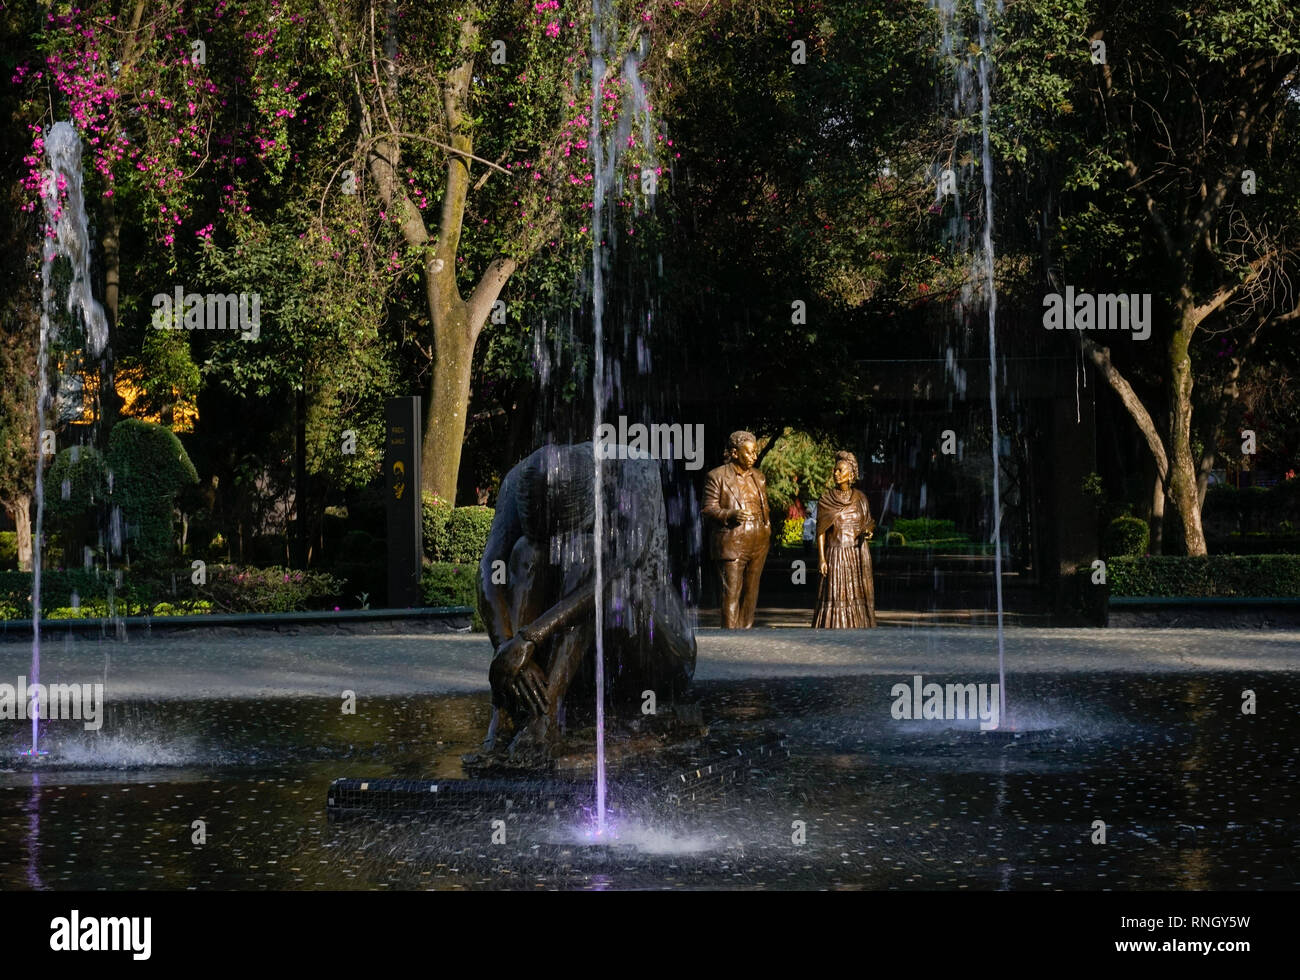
[12,495,32,572]
[101,200,122,431]
[1150,469,1165,555]
[293,387,307,568]
[1166,313,1207,555]
[421,295,474,502]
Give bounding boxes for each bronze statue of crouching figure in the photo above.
[474,443,697,768]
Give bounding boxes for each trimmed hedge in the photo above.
[443,506,494,563]
[892,517,959,541]
[421,492,452,561]
[2,564,347,618]
[1107,555,1300,598]
[421,561,484,631]
[1103,516,1149,558]
[420,497,493,564]
[0,569,110,618]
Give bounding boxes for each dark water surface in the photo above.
[2,673,1296,890]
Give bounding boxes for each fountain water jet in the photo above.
[588,0,659,833]
[932,0,1009,728]
[28,121,112,756]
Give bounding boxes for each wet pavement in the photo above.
[0,628,1297,890]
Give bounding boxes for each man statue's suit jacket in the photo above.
[702,463,771,560]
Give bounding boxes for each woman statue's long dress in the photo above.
[812,470,877,628]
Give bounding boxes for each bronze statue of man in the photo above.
[702,430,770,628]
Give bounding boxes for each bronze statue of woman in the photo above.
[812,450,877,628]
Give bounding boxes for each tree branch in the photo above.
[1190,250,1276,327]
[1082,337,1168,481]
[467,258,519,343]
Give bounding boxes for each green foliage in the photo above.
[131,329,202,421]
[1107,556,1300,598]
[107,420,199,564]
[196,210,395,494]
[664,0,935,444]
[421,561,484,631]
[422,491,453,561]
[885,531,905,547]
[1103,516,1150,558]
[994,0,1300,558]
[1081,472,1105,502]
[761,429,838,516]
[0,532,16,570]
[443,506,495,564]
[0,279,36,511]
[205,564,342,613]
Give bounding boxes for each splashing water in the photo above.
[932,1,1007,725]
[30,121,111,754]
[563,817,717,855]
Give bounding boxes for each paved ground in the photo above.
[2,625,1296,700]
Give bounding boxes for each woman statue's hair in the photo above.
[834,450,860,484]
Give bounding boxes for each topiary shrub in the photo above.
[43,445,110,565]
[421,491,452,561]
[106,419,198,564]
[44,444,109,519]
[1103,515,1150,558]
[885,531,905,547]
[443,506,495,564]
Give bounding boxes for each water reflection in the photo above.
[25,774,43,889]
[0,673,1296,890]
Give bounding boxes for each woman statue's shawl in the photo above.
[815,487,874,550]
